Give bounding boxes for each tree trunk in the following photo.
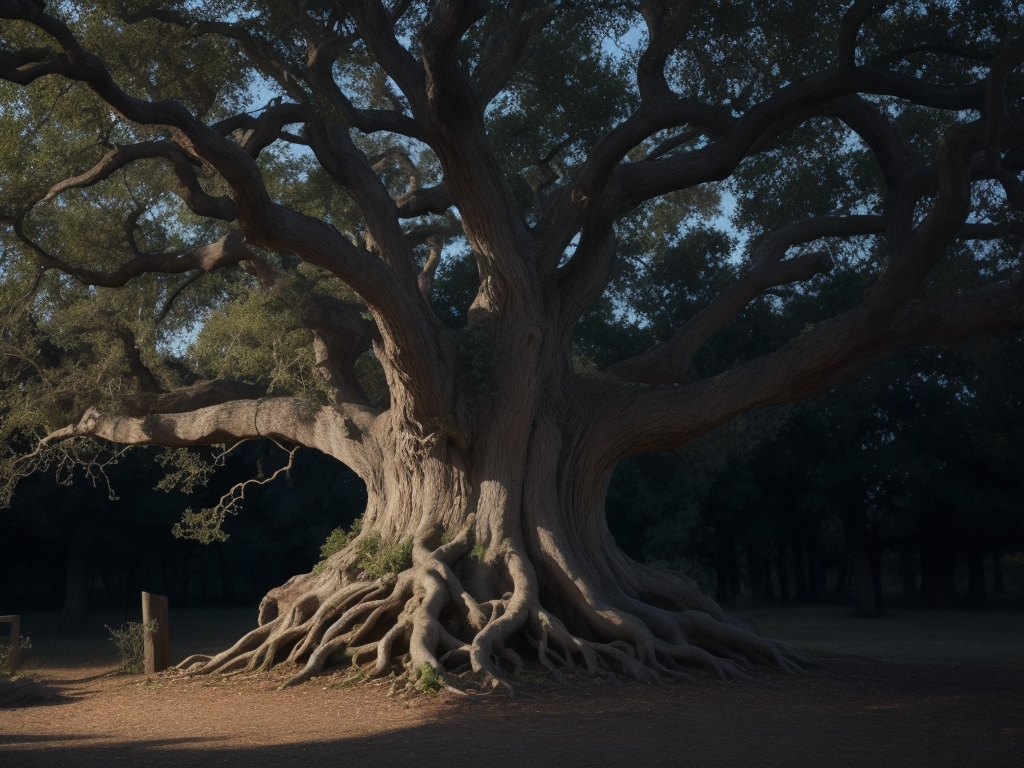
[843,513,884,617]
[63,276,821,689]
[175,407,814,689]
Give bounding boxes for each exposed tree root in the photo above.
[176,525,823,694]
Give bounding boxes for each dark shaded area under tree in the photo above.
[4,334,1022,621]
[608,332,1024,616]
[0,442,365,623]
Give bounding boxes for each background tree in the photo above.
[2,0,1023,690]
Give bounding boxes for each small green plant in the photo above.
[0,635,30,677]
[106,620,157,674]
[417,662,444,693]
[313,516,363,573]
[471,544,486,560]
[340,666,367,687]
[357,532,413,577]
[312,518,412,577]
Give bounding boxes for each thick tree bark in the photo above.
[158,386,817,688]
[37,266,821,687]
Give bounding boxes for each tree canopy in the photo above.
[2,0,1023,690]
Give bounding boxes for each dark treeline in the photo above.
[0,442,365,626]
[608,332,1024,615]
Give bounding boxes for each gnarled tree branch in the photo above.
[605,118,993,455]
[39,139,236,221]
[473,3,556,105]
[39,397,377,480]
[607,215,885,385]
[13,226,266,289]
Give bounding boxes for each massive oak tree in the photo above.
[2,0,1023,689]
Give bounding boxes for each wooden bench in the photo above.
[0,615,21,674]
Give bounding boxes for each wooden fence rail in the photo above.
[141,593,170,674]
[0,614,21,674]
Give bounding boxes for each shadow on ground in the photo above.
[0,714,1020,768]
[3,662,1023,768]
[3,607,1023,767]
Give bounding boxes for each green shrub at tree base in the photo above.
[106,621,157,675]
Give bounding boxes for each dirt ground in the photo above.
[2,608,1022,767]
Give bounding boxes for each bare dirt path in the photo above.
[2,607,1022,767]
[2,659,1022,767]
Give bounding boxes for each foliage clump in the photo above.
[155,447,219,495]
[313,516,426,580]
[357,533,413,578]
[106,620,157,674]
[313,516,363,573]
[416,663,444,693]
[190,290,321,396]
[0,635,30,678]
[168,444,299,544]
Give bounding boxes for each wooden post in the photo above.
[141,593,170,674]
[0,615,20,674]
